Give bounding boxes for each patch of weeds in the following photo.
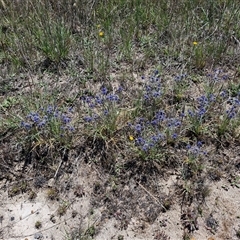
[35,220,42,229]
[28,190,37,200]
[229,83,240,97]
[81,84,126,139]
[8,181,28,197]
[154,230,170,240]
[0,96,19,111]
[191,41,206,70]
[20,104,75,166]
[186,94,215,137]
[182,232,192,240]
[177,177,210,207]
[182,142,207,180]
[217,95,240,137]
[31,17,72,67]
[162,197,173,212]
[181,208,199,233]
[117,235,124,240]
[57,203,68,217]
[85,225,95,238]
[46,187,59,200]
[172,74,189,104]
[8,185,21,197]
[229,176,240,188]
[66,225,96,240]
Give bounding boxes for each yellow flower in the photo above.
[193,41,198,45]
[97,24,101,29]
[129,135,134,141]
[99,31,104,37]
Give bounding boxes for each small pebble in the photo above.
[34,232,43,239]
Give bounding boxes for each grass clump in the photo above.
[35,220,42,229]
[19,104,75,166]
[46,187,59,200]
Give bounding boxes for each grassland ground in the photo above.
[1,0,240,239]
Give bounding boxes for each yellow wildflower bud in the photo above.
[129,135,134,141]
[99,31,104,37]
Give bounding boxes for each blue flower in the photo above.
[116,86,123,92]
[21,121,32,130]
[172,133,178,139]
[38,120,47,128]
[135,124,142,132]
[155,110,165,121]
[142,144,149,152]
[101,86,108,95]
[106,94,119,102]
[136,137,145,145]
[151,135,159,142]
[95,96,104,105]
[103,110,109,115]
[47,106,54,114]
[83,116,93,122]
[68,125,75,132]
[188,109,194,117]
[62,115,71,124]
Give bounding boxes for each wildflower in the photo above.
[193,41,198,45]
[47,106,54,114]
[21,121,32,130]
[103,110,108,115]
[101,86,108,95]
[99,31,104,37]
[135,124,142,132]
[95,96,103,105]
[83,116,93,122]
[226,107,236,119]
[151,135,159,142]
[116,85,123,93]
[172,133,178,139]
[38,120,46,128]
[136,137,145,145]
[129,135,134,141]
[187,142,206,158]
[106,94,119,102]
[62,115,71,124]
[68,125,75,132]
[142,144,149,152]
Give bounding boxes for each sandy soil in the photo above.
[0,158,239,240]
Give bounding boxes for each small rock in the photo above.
[34,232,43,239]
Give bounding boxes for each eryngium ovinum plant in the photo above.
[128,71,183,161]
[20,105,75,163]
[81,85,126,139]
